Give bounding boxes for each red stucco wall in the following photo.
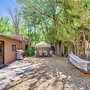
[22,40,30,51]
[0,36,22,64]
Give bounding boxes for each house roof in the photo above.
[0,34,28,42]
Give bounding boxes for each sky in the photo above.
[0,0,18,17]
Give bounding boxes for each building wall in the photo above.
[22,40,30,51]
[0,36,22,64]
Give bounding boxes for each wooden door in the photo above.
[0,41,4,64]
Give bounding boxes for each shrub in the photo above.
[25,47,35,56]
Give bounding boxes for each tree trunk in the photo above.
[68,43,74,55]
[15,27,19,35]
[9,9,20,35]
[55,42,64,57]
[56,42,60,56]
[60,42,64,57]
[34,26,36,45]
[88,33,90,60]
[76,37,80,56]
[86,35,90,60]
[82,31,86,54]
[41,22,44,34]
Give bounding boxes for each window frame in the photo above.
[12,45,16,51]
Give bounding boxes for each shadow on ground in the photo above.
[8,55,90,90]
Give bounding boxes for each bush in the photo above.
[25,47,35,56]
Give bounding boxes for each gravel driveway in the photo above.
[0,55,90,90]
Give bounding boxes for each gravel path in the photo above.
[0,55,90,90]
[0,58,41,90]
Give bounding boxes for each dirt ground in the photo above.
[7,55,90,90]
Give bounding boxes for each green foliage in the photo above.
[0,16,14,35]
[17,0,58,45]
[16,0,90,48]
[25,47,35,56]
[1,0,90,54]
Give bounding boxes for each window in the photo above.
[12,45,16,51]
[25,45,28,50]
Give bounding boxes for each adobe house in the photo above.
[0,34,30,65]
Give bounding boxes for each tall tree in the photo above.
[9,8,20,35]
[17,0,90,57]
